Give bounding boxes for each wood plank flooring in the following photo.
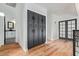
[0,39,73,56]
[28,40,73,56]
[0,43,25,56]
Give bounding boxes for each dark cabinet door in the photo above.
[38,15,43,44]
[42,16,46,43]
[33,12,39,46]
[27,10,34,49]
[27,10,46,49]
[28,25,34,49]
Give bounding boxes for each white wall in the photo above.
[47,13,52,40]
[18,3,47,52]
[15,3,25,51]
[0,15,4,46]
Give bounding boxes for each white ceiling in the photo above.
[6,3,16,8]
[36,3,77,16]
[3,3,78,16]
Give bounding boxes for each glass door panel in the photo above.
[59,21,66,38]
[67,20,76,39]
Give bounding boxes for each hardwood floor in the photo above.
[0,43,25,56]
[0,39,73,56]
[28,40,73,56]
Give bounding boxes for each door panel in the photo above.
[28,10,34,24]
[27,10,34,49]
[59,21,66,38]
[67,20,76,39]
[28,25,34,49]
[38,15,43,44]
[33,13,38,46]
[42,16,46,43]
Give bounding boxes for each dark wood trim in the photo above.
[75,19,77,30]
[59,18,77,22]
[73,30,76,56]
[4,16,6,44]
[58,22,60,39]
[65,21,68,40]
[27,10,29,49]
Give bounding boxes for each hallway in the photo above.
[0,40,73,56]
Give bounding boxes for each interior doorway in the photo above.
[4,17,16,44]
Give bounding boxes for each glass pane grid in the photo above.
[59,20,76,39]
[59,22,66,38]
[67,20,76,39]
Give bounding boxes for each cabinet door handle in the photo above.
[32,29,35,33]
[32,29,34,32]
[41,19,43,23]
[41,29,43,32]
[32,16,35,20]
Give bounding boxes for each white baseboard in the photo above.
[17,42,28,53]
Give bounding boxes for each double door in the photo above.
[59,19,77,39]
[27,10,46,49]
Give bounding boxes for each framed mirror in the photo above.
[7,21,14,31]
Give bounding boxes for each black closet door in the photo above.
[33,12,39,46]
[38,15,43,44]
[27,10,34,49]
[42,16,46,43]
[27,10,46,49]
